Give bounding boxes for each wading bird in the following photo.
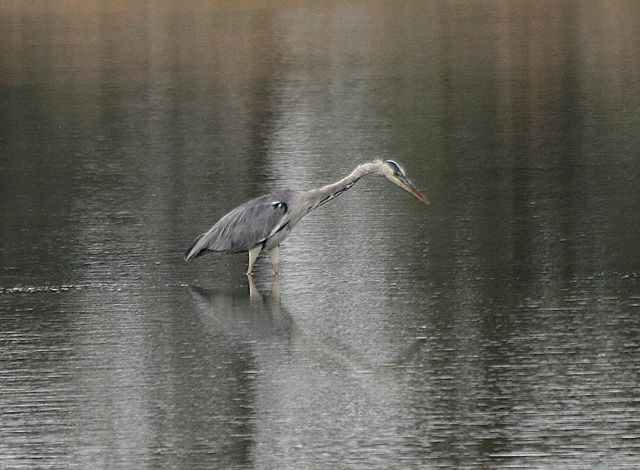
[184,160,429,276]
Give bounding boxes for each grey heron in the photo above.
[184,160,429,275]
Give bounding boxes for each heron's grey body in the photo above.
[184,160,429,275]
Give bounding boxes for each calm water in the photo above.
[2,1,640,468]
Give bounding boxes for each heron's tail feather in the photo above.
[184,233,208,261]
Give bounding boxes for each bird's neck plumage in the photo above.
[305,161,380,213]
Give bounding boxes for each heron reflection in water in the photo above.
[187,276,293,344]
[185,160,429,275]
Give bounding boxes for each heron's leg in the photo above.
[268,245,280,276]
[246,245,261,276]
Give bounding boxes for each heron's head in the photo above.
[379,160,430,205]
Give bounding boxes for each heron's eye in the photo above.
[271,201,287,212]
[385,160,404,177]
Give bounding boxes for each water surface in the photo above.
[1,1,640,468]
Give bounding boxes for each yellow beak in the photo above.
[398,177,430,205]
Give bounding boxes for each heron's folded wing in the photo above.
[203,196,288,253]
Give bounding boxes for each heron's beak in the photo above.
[397,176,430,205]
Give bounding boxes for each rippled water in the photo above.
[1,1,640,468]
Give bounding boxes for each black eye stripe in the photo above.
[385,160,404,176]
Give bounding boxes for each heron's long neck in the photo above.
[305,162,378,213]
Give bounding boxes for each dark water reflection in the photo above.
[2,1,640,468]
